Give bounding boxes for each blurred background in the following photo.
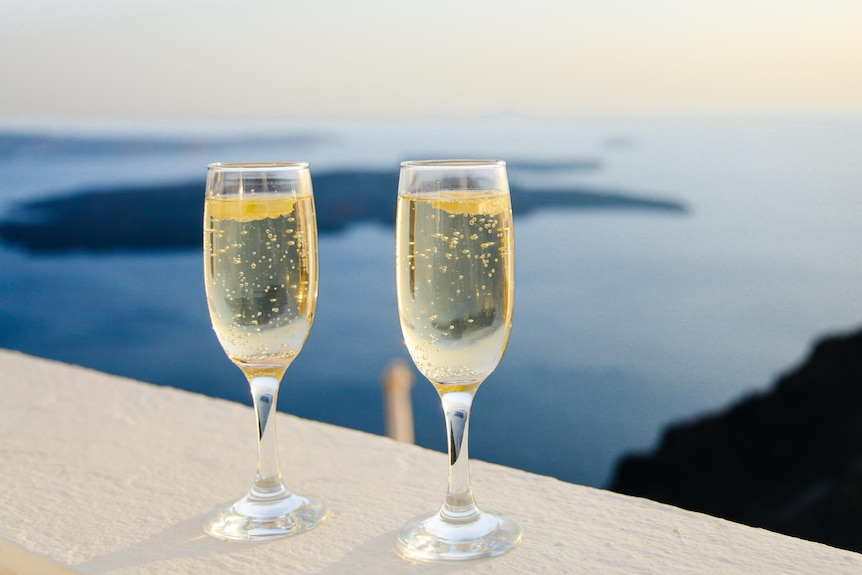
[2,0,860,120]
[1,0,861,548]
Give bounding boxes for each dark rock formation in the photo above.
[610,327,862,553]
[0,169,686,253]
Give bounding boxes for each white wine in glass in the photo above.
[395,160,522,561]
[203,162,327,540]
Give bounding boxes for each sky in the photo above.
[0,0,860,122]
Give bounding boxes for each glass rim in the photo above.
[207,161,310,171]
[400,159,506,169]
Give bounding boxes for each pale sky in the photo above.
[1,0,860,122]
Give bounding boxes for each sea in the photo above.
[2,116,860,488]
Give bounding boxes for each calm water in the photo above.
[2,117,861,487]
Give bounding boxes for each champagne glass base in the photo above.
[396,508,522,562]
[205,491,328,541]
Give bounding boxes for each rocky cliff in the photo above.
[610,327,862,553]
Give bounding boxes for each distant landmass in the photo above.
[0,169,686,253]
[0,131,323,159]
[610,327,862,553]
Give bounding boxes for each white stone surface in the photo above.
[1,349,860,574]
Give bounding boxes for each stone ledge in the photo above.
[1,349,860,574]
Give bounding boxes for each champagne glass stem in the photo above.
[249,375,285,496]
[439,389,479,518]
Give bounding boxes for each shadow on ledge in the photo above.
[610,326,862,553]
[0,169,686,253]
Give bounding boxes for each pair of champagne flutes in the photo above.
[203,160,521,561]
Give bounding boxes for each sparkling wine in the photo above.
[204,193,318,375]
[396,190,514,387]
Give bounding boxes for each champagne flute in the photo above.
[395,160,522,561]
[203,162,327,540]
